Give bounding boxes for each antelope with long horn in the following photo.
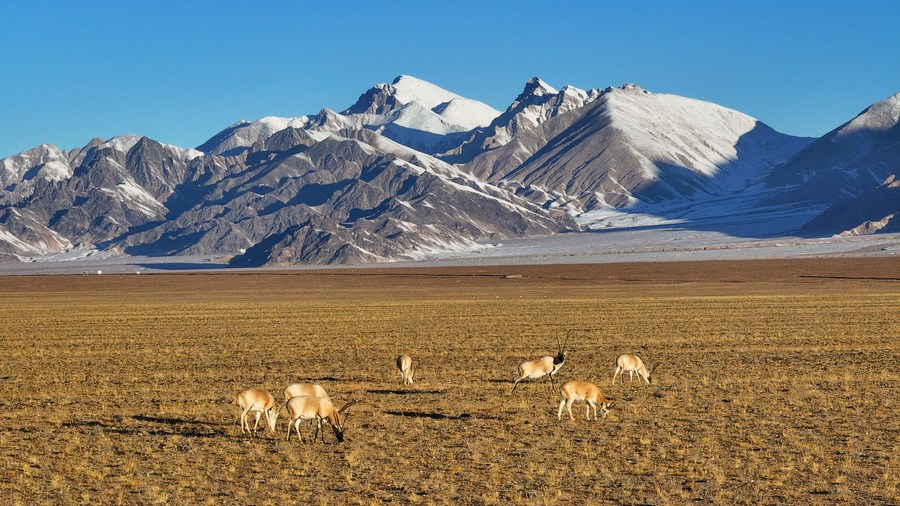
[235,388,280,435]
[511,335,569,393]
[558,380,615,421]
[612,354,656,385]
[396,355,415,385]
[285,396,359,444]
[284,383,329,401]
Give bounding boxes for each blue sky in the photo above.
[1,1,897,158]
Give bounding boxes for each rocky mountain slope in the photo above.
[800,175,900,236]
[448,82,812,211]
[767,92,900,203]
[0,124,566,265]
[2,76,897,266]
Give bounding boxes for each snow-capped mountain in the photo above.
[767,92,900,203]
[454,82,812,211]
[1,75,897,266]
[0,135,203,255]
[441,78,600,170]
[0,121,567,264]
[199,75,501,157]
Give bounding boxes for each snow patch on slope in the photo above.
[1,144,72,184]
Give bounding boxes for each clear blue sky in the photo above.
[1,0,897,158]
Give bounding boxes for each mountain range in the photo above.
[1,75,898,266]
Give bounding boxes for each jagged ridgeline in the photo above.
[1,75,898,265]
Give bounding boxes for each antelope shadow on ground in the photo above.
[61,419,224,438]
[384,410,501,420]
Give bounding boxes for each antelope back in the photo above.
[284,383,329,401]
[238,388,275,410]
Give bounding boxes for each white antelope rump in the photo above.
[283,383,329,401]
[396,355,415,385]
[558,380,615,421]
[285,396,359,444]
[235,388,280,435]
[511,335,568,394]
[612,354,656,385]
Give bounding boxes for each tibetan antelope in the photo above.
[511,335,568,393]
[558,380,615,421]
[396,355,415,385]
[285,395,359,444]
[284,383,329,402]
[235,388,280,435]
[612,354,656,385]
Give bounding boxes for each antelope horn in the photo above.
[606,401,616,409]
[338,400,360,415]
[649,363,660,375]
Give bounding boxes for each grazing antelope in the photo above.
[285,395,359,444]
[235,388,280,435]
[396,355,415,385]
[612,354,656,385]
[558,380,615,421]
[284,383,329,401]
[511,335,568,393]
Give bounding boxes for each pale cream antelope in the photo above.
[612,354,656,385]
[511,335,568,393]
[283,383,329,402]
[235,388,280,435]
[285,396,359,444]
[396,355,415,385]
[557,380,615,421]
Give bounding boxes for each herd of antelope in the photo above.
[234,336,656,443]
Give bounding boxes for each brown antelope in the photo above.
[284,383,329,401]
[285,396,359,444]
[558,380,615,421]
[612,354,656,385]
[396,355,415,385]
[511,335,568,393]
[235,388,279,435]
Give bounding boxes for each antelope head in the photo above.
[600,400,616,420]
[330,400,360,443]
[266,405,281,432]
[554,334,570,366]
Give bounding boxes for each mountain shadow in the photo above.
[600,122,822,239]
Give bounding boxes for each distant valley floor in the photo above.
[0,227,898,275]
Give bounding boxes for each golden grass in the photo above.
[0,258,898,504]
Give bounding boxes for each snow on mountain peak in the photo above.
[431,97,500,130]
[390,75,463,110]
[102,135,144,153]
[837,91,900,138]
[523,77,558,97]
[604,83,650,95]
[1,143,71,185]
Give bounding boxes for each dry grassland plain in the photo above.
[0,258,898,504]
